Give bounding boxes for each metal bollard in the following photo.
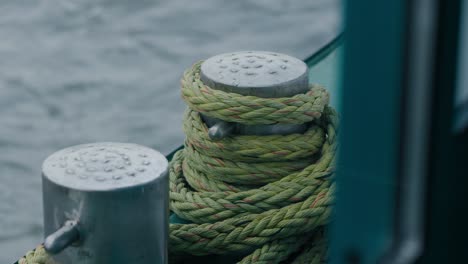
[200,51,309,138]
[42,142,168,264]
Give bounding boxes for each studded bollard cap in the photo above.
[42,142,168,264]
[200,51,310,138]
[42,142,167,191]
[200,51,309,98]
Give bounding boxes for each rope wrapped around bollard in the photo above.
[169,63,337,263]
[17,62,337,264]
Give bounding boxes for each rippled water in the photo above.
[0,0,339,262]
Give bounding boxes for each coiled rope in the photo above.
[169,63,337,263]
[18,62,337,264]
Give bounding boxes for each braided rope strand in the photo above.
[237,236,308,264]
[183,109,326,163]
[291,232,327,264]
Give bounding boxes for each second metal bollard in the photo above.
[42,142,169,264]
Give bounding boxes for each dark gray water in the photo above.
[0,0,340,262]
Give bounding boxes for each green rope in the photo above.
[290,230,328,264]
[237,235,309,263]
[18,246,56,264]
[184,108,326,163]
[18,62,337,264]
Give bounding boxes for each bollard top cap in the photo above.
[200,51,308,98]
[42,142,168,191]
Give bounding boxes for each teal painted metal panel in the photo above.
[330,1,406,263]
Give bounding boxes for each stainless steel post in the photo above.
[42,142,168,264]
[199,51,309,138]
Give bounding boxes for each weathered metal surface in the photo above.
[42,142,168,264]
